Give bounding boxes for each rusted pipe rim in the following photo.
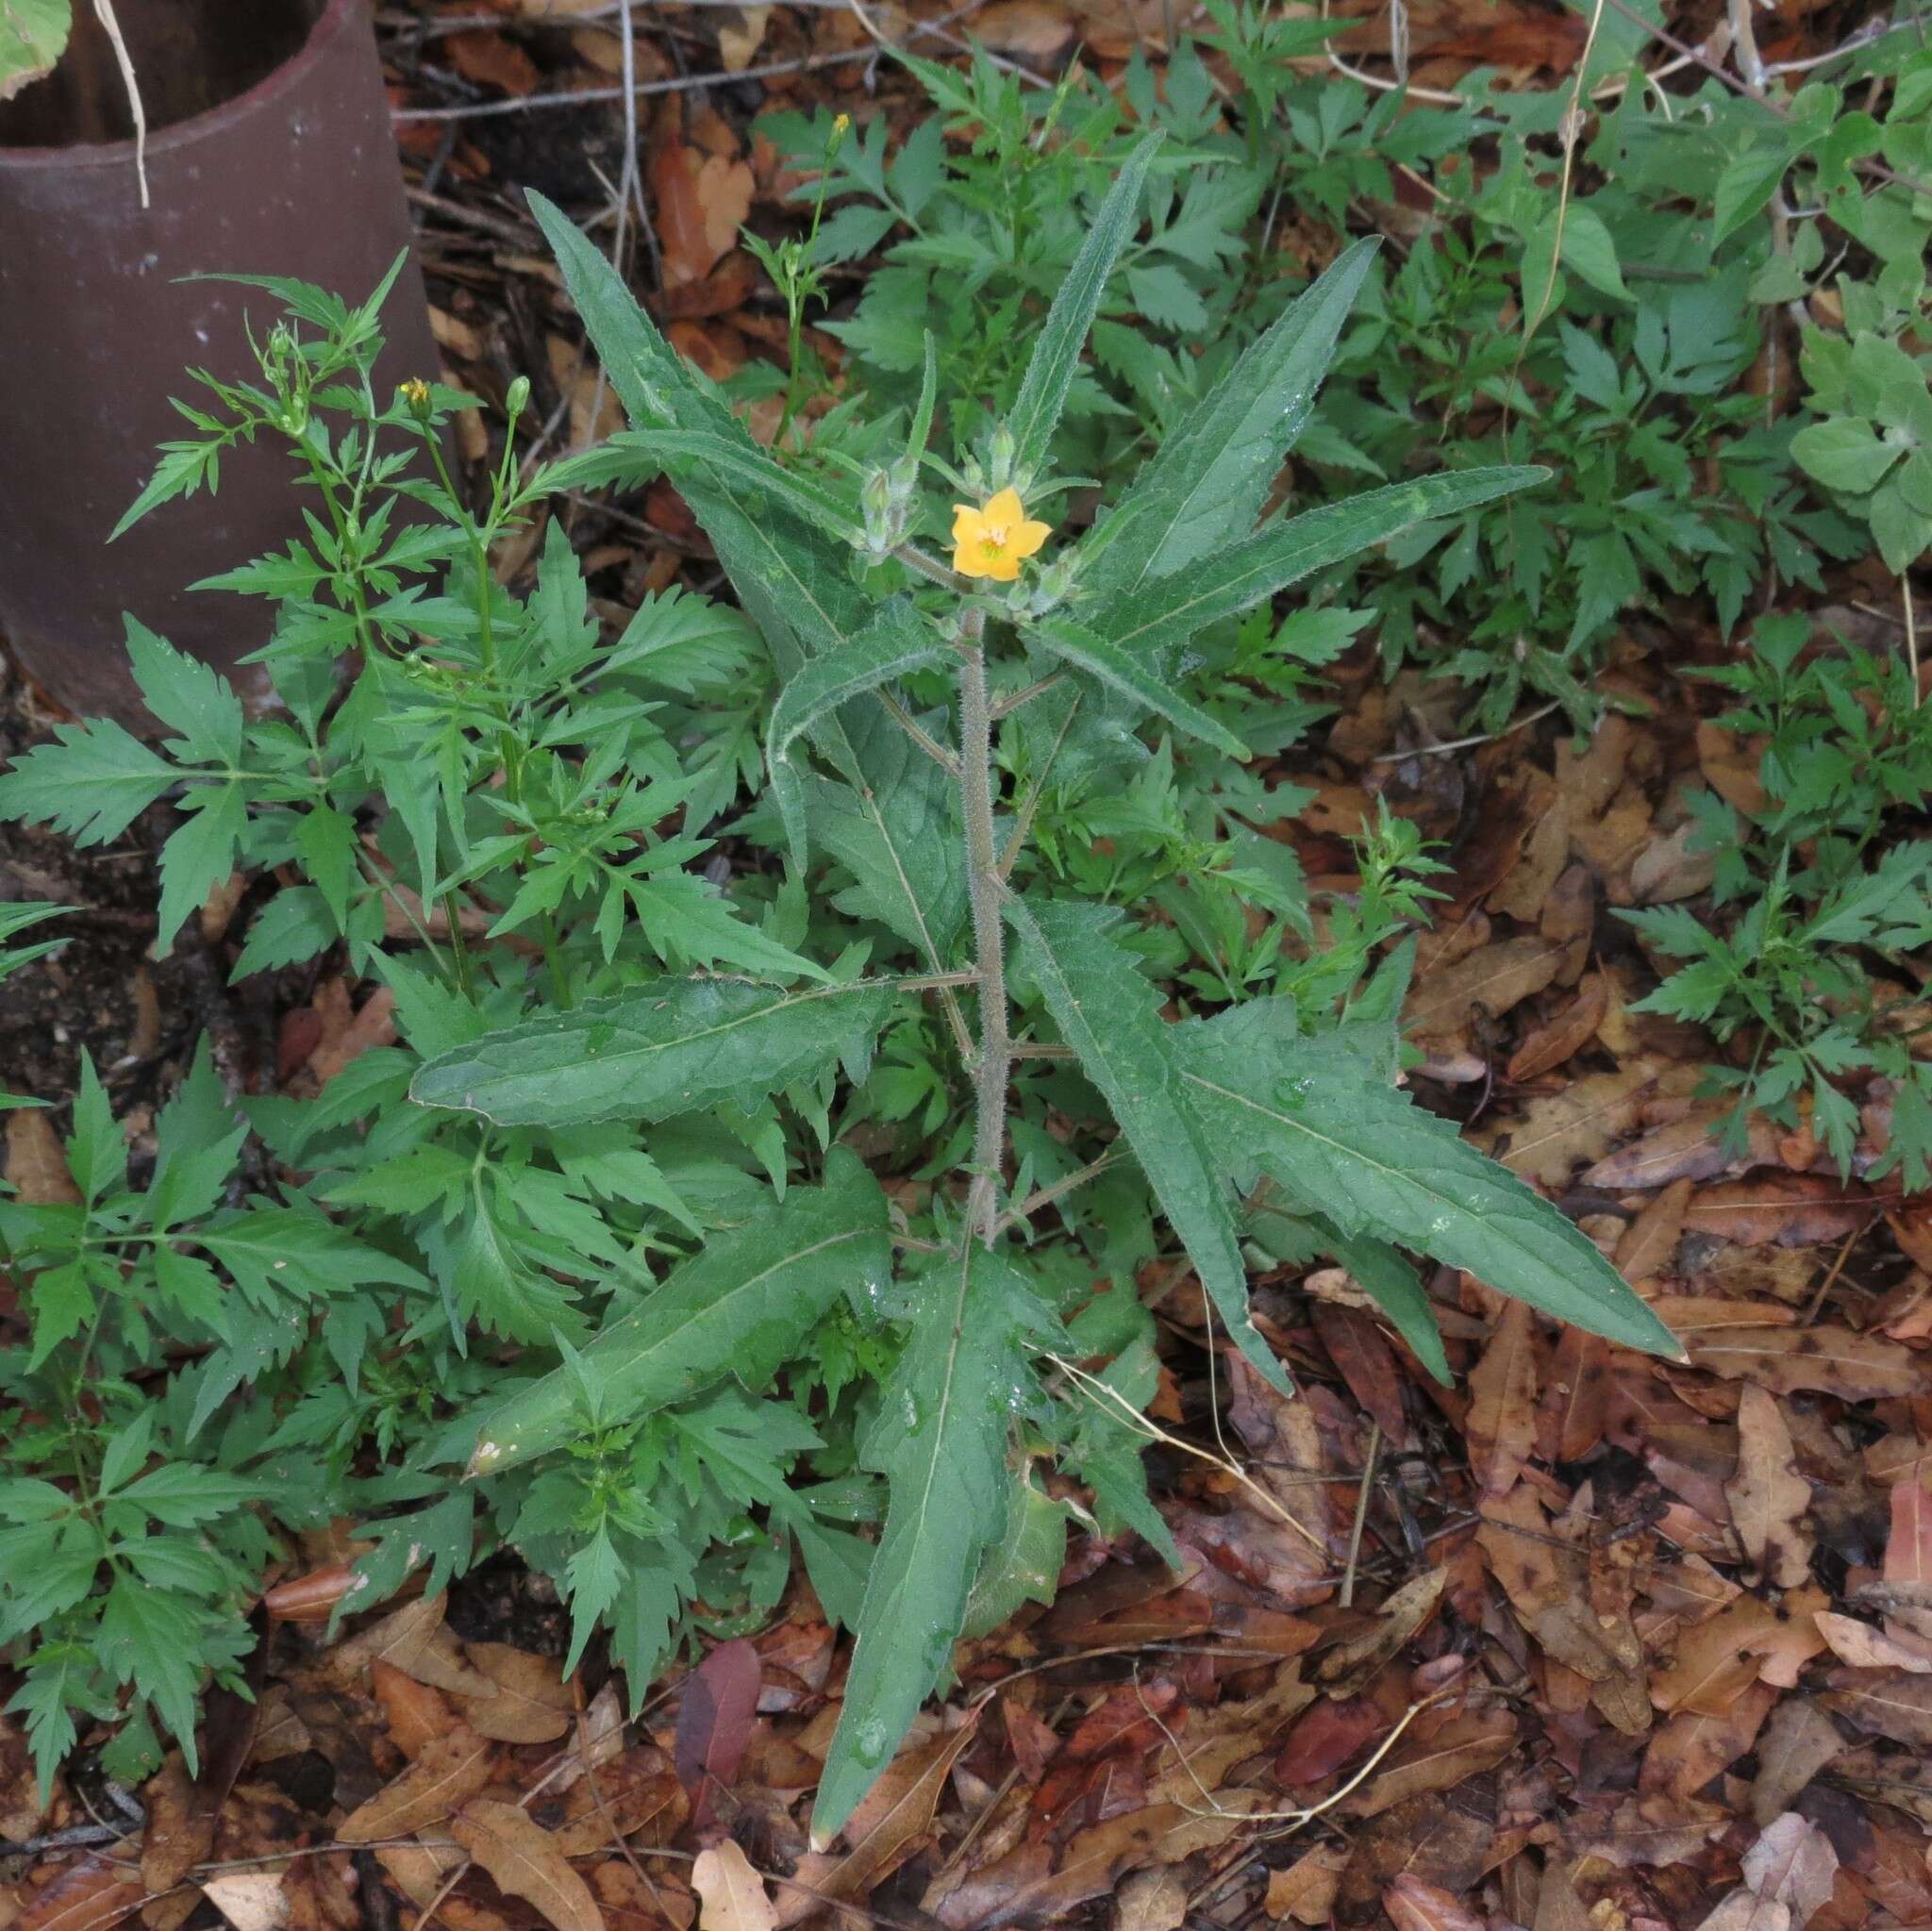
[0,0,355,168]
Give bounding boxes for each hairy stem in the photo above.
[957,606,1008,1246]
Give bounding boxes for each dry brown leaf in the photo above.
[198,1877,288,1931]
[372,1659,458,1758]
[1683,1175,1870,1247]
[1586,1107,1782,1190]
[1884,1457,1932,1586]
[1263,1844,1348,1924]
[691,1841,776,1931]
[1507,974,1608,1082]
[1650,1590,1827,1717]
[1383,1874,1486,1931]
[973,0,1075,54]
[1725,1386,1814,1588]
[1823,1666,1932,1746]
[1701,1813,1839,1931]
[1354,1706,1517,1818]
[776,1721,975,1925]
[1686,1325,1919,1398]
[1113,1869,1189,1931]
[1466,1302,1537,1496]
[654,143,756,286]
[1406,937,1561,1041]
[453,1801,604,1931]
[458,1643,573,1744]
[5,1109,80,1204]
[141,1757,214,1902]
[1615,1177,1692,1282]
[446,30,540,94]
[337,1724,496,1843]
[1490,1063,1656,1188]
[1640,1681,1775,1802]
[716,4,772,69]
[1750,1696,1847,1824]
[1630,819,1717,905]
[1813,1610,1932,1672]
[1315,1570,1446,1697]
[373,1842,466,1913]
[17,1862,145,1931]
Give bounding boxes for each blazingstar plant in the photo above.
[0,153,1680,1822]
[410,147,1680,1836]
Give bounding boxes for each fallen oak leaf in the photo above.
[1822,1666,1932,1746]
[1465,1302,1536,1498]
[691,1841,776,1931]
[1725,1385,1814,1589]
[16,1859,145,1931]
[1685,1325,1919,1399]
[1813,1611,1932,1673]
[1384,1873,1486,1931]
[1507,973,1608,1082]
[337,1723,496,1843]
[452,1799,605,1931]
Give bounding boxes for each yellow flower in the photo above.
[399,377,431,415]
[951,487,1051,582]
[832,112,851,136]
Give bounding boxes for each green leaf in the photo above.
[555,426,858,540]
[1713,141,1795,244]
[1024,617,1248,758]
[0,720,176,846]
[813,1245,1045,1839]
[1006,135,1158,483]
[1081,468,1546,667]
[1174,1007,1683,1357]
[1557,204,1629,300]
[125,619,243,766]
[294,806,358,930]
[0,0,68,101]
[528,191,870,697]
[1790,416,1904,494]
[1085,237,1378,594]
[806,705,967,972]
[467,1153,891,1476]
[410,975,899,1129]
[1007,896,1289,1393]
[960,1471,1066,1640]
[232,887,335,979]
[156,782,248,955]
[767,598,946,869]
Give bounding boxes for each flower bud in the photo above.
[399,376,433,420]
[985,420,1016,491]
[505,374,531,418]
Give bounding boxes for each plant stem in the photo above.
[956,606,1009,1247]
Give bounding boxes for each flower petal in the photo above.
[983,487,1025,526]
[1011,519,1051,560]
[952,504,984,540]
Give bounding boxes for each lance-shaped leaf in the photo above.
[768,599,947,870]
[467,1153,891,1476]
[1175,1005,1683,1358]
[1007,896,1291,1394]
[1006,136,1158,483]
[813,1245,1053,1839]
[1024,617,1248,758]
[1313,1223,1452,1387]
[1084,236,1380,596]
[541,426,858,539]
[410,975,898,1129]
[530,190,870,707]
[1082,467,1547,667]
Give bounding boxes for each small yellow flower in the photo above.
[951,487,1051,583]
[832,112,851,136]
[399,376,431,414]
